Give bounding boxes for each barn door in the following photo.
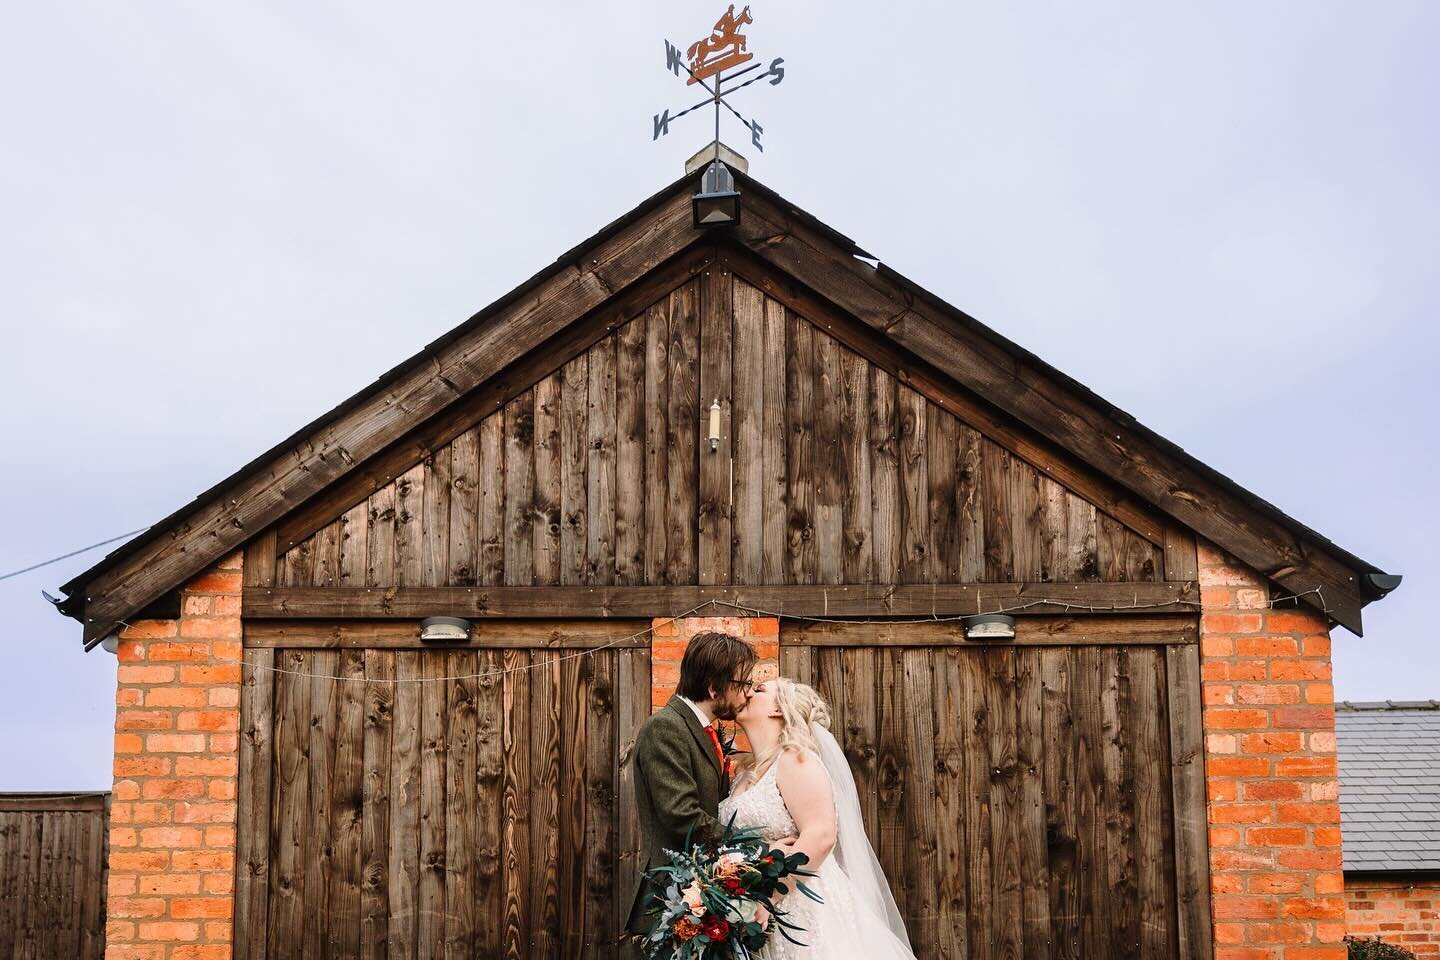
[237,643,650,960]
[781,641,1210,960]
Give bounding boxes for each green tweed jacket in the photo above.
[626,697,730,935]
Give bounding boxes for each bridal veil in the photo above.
[810,723,914,952]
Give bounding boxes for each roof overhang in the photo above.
[55,165,1396,645]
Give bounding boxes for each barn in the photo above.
[54,148,1400,960]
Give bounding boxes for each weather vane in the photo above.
[653,5,786,153]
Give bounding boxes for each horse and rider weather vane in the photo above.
[653,5,786,152]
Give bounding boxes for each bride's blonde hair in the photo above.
[742,677,833,777]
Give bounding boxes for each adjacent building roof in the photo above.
[1337,700,1440,873]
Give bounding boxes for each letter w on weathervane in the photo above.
[686,5,754,84]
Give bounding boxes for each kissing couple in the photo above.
[625,631,919,959]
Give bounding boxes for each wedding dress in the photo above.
[717,726,917,960]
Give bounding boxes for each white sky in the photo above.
[2,1,1436,788]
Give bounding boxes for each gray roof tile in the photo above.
[1337,703,1440,872]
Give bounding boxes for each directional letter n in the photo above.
[653,110,672,141]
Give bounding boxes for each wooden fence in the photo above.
[0,792,109,960]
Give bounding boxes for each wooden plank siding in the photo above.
[789,634,1199,960]
[232,265,1215,959]
[0,795,109,960]
[274,274,1170,594]
[236,643,648,960]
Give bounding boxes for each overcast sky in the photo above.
[2,2,1436,789]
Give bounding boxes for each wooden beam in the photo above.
[783,615,1198,647]
[730,193,1368,632]
[243,620,652,649]
[242,582,1200,620]
[73,189,702,644]
[1166,644,1215,959]
[697,264,733,585]
[233,646,274,960]
[0,794,109,813]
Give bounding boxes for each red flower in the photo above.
[701,916,731,942]
[722,877,743,894]
[761,854,774,866]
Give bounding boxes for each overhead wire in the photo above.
[0,528,149,583]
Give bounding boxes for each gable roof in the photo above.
[1336,701,1440,873]
[55,165,1396,646]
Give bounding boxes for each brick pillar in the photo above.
[1198,541,1346,960]
[106,552,243,960]
[650,616,780,713]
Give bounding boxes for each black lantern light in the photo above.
[692,160,741,228]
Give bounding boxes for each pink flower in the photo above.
[714,852,744,880]
[684,881,706,917]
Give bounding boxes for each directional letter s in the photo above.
[769,57,785,85]
[653,110,672,141]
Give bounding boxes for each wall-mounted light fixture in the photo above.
[961,614,1016,642]
[419,617,472,642]
[707,399,722,452]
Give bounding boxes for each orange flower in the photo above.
[674,916,701,942]
[683,881,706,917]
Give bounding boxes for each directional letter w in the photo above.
[665,40,685,77]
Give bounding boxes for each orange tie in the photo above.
[704,723,725,769]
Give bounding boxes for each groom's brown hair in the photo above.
[677,631,757,702]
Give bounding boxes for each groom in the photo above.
[625,630,759,951]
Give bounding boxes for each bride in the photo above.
[719,678,917,960]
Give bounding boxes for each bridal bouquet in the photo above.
[642,821,821,958]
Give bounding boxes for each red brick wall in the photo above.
[650,616,779,713]
[1199,541,1346,960]
[106,552,243,960]
[1346,876,1440,958]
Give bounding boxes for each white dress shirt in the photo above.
[677,694,713,728]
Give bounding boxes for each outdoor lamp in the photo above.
[419,617,472,642]
[961,614,1016,641]
[707,399,722,451]
[692,160,741,228]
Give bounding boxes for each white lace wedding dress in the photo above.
[718,741,917,960]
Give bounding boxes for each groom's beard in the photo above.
[711,701,741,722]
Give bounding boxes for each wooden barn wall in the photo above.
[782,638,1211,960]
[235,637,651,960]
[274,271,1176,591]
[0,794,109,960]
[236,628,1207,960]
